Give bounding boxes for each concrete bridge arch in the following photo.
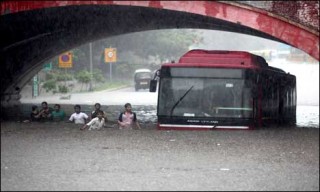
[1,1,319,99]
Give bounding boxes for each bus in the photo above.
[149,50,296,130]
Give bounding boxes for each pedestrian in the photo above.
[81,110,106,131]
[51,104,66,122]
[68,104,88,124]
[118,103,141,129]
[39,101,53,121]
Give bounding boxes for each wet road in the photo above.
[20,86,158,106]
[1,122,319,191]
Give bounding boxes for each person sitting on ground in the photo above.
[81,110,106,131]
[39,101,53,121]
[68,104,88,124]
[30,105,41,122]
[51,104,66,122]
[91,103,108,122]
[118,103,141,129]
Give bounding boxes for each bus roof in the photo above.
[164,49,269,69]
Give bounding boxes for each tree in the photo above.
[75,69,91,91]
[95,29,203,63]
[43,29,204,88]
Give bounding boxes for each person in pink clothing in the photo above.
[117,103,141,129]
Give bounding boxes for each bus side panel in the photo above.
[260,71,297,127]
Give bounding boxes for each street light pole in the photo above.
[89,42,93,91]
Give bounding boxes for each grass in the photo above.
[93,81,131,91]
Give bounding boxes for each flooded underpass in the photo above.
[1,27,318,191]
[1,104,319,191]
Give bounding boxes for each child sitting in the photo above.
[81,110,106,130]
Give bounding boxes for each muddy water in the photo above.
[1,121,319,191]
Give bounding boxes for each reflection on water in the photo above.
[296,105,319,128]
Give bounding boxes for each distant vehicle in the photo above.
[134,69,152,91]
[150,49,296,130]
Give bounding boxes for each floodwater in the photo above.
[295,105,319,128]
[1,120,319,191]
[17,84,319,129]
[1,103,319,191]
[137,105,319,129]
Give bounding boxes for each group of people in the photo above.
[30,102,65,122]
[28,101,141,130]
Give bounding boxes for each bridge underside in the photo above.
[1,4,290,97]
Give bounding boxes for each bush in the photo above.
[56,73,73,81]
[75,70,91,84]
[58,85,68,93]
[45,73,54,80]
[42,79,56,92]
[92,69,105,82]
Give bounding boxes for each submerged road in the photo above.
[1,122,319,191]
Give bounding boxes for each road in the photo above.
[21,86,158,106]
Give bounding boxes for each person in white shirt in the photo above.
[81,110,105,130]
[69,104,88,124]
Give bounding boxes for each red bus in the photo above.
[150,50,296,130]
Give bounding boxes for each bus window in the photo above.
[158,75,253,118]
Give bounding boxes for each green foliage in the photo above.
[75,70,91,84]
[92,68,105,82]
[55,73,73,81]
[58,85,68,93]
[38,29,204,93]
[41,69,73,93]
[45,73,54,80]
[42,79,56,92]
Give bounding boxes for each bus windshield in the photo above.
[158,68,253,118]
